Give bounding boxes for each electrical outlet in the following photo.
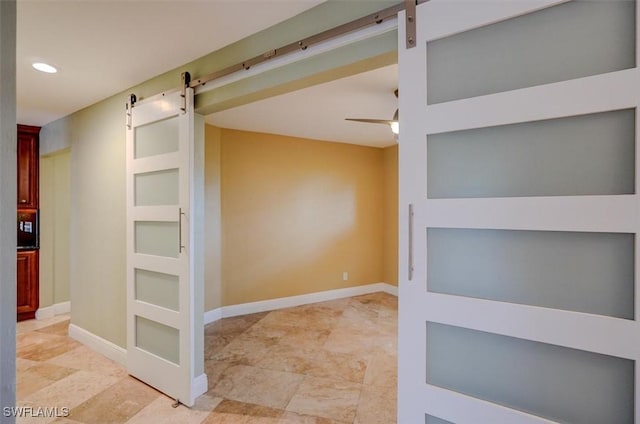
[343,272,348,281]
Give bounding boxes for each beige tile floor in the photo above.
[15,292,398,423]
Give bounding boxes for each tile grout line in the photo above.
[20,294,398,423]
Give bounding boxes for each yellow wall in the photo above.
[205,125,222,311]
[211,127,397,307]
[382,145,398,286]
[39,149,71,307]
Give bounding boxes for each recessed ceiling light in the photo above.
[32,62,57,74]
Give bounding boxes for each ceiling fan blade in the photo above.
[345,118,394,125]
[344,90,399,135]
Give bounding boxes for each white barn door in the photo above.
[398,1,640,422]
[125,86,206,407]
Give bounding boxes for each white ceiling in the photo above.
[17,1,399,148]
[206,64,399,148]
[17,0,324,126]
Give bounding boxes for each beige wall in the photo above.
[213,127,390,306]
[382,145,398,286]
[40,149,71,307]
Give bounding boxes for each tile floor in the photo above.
[15,292,397,423]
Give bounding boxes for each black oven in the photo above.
[17,209,39,250]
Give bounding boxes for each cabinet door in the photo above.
[17,126,39,209]
[17,250,39,321]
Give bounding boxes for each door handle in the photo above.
[178,208,186,253]
[408,203,414,281]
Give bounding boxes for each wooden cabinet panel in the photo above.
[17,125,39,209]
[17,124,40,322]
[17,250,38,321]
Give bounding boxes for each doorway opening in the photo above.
[201,64,400,422]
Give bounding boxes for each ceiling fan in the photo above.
[345,89,399,136]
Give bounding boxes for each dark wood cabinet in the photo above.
[17,250,39,321]
[17,124,40,321]
[17,125,39,209]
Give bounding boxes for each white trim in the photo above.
[422,195,640,233]
[204,282,398,325]
[66,283,397,369]
[35,307,53,320]
[35,301,71,320]
[425,385,557,424]
[423,0,565,42]
[192,373,208,399]
[203,308,222,325]
[423,293,638,360]
[380,283,398,296]
[423,69,638,135]
[68,323,127,367]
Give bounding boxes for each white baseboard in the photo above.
[66,282,398,368]
[204,282,398,324]
[36,301,71,320]
[192,373,208,403]
[68,323,127,367]
[203,308,222,325]
[68,325,208,402]
[382,283,398,296]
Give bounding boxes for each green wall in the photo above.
[41,0,398,348]
[39,150,71,309]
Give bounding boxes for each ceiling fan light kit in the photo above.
[345,89,399,137]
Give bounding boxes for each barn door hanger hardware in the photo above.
[125,93,136,129]
[187,0,424,90]
[405,0,417,49]
[180,71,191,113]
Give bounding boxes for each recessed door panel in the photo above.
[135,268,179,311]
[426,1,636,104]
[135,316,180,365]
[426,322,634,424]
[134,221,179,258]
[135,169,179,206]
[427,109,635,199]
[427,228,635,319]
[135,116,179,159]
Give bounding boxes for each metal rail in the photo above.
[188,0,423,90]
[130,1,422,108]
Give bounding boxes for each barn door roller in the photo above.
[405,0,417,49]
